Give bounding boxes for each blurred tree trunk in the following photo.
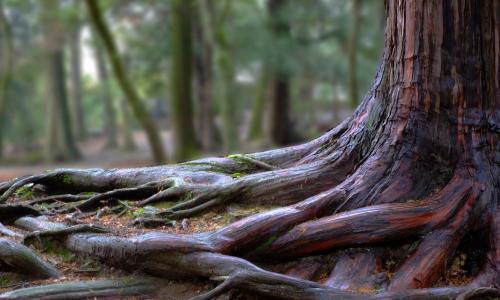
[267,0,293,145]
[348,0,361,109]
[43,0,81,161]
[0,1,13,160]
[170,0,199,161]
[332,82,341,125]
[93,39,118,149]
[86,0,166,164]
[68,4,86,141]
[248,71,270,141]
[193,0,218,152]
[119,97,136,151]
[212,0,238,152]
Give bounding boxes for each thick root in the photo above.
[0,238,60,279]
[326,248,387,292]
[0,277,158,300]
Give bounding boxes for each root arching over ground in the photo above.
[0,1,500,299]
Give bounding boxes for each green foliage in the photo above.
[0,0,384,161]
[15,186,33,200]
[132,205,160,218]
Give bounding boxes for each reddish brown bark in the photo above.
[0,0,498,298]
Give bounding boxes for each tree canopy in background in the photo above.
[0,0,383,164]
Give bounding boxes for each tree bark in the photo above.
[1,0,499,299]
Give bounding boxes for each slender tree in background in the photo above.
[2,1,500,299]
[118,52,137,151]
[348,0,361,108]
[267,0,293,145]
[93,36,118,149]
[0,0,13,160]
[169,0,199,161]
[68,2,86,141]
[118,97,137,151]
[85,0,166,164]
[193,0,218,152]
[247,71,270,141]
[212,0,239,152]
[42,0,81,161]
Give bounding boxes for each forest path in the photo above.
[0,131,174,181]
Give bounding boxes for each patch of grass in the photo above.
[132,207,145,217]
[230,172,246,178]
[81,192,98,197]
[42,240,75,263]
[132,206,161,218]
[15,186,33,200]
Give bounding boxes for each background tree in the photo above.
[266,0,294,146]
[347,0,361,108]
[93,36,118,149]
[1,1,498,299]
[42,0,81,161]
[85,0,167,164]
[169,0,199,161]
[0,0,13,160]
[67,1,86,141]
[212,0,239,152]
[193,0,219,152]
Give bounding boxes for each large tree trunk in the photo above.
[43,0,81,161]
[267,0,295,146]
[68,4,86,141]
[1,0,498,299]
[170,0,199,161]
[212,0,239,152]
[193,0,219,152]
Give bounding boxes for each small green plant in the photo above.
[132,207,145,217]
[62,174,72,185]
[231,172,245,178]
[15,186,33,200]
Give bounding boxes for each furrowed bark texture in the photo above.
[0,0,499,299]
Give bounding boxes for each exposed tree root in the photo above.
[23,223,111,245]
[0,223,21,238]
[285,258,323,280]
[0,277,157,300]
[326,248,387,292]
[1,1,499,298]
[0,238,60,279]
[0,204,40,224]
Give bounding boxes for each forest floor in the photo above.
[0,126,475,299]
[0,131,264,299]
